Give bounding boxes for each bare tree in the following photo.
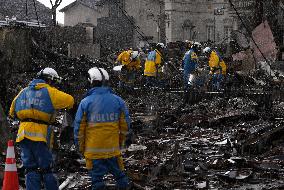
[50,0,63,26]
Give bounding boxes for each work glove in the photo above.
[157,64,163,74]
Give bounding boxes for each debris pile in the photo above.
[28,90,283,190]
[0,41,283,189]
[122,94,284,189]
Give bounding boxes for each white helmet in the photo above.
[37,67,61,81]
[193,42,201,46]
[157,43,165,49]
[203,47,211,54]
[131,51,139,60]
[191,42,202,49]
[185,40,193,44]
[88,67,109,84]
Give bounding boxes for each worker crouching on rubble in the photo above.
[203,47,227,90]
[182,42,202,90]
[115,49,141,90]
[144,43,165,87]
[74,67,131,190]
[9,68,74,190]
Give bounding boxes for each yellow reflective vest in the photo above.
[116,50,141,70]
[209,50,227,75]
[9,79,74,143]
[144,49,162,77]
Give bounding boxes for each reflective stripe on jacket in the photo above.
[9,79,74,143]
[117,50,141,70]
[144,49,162,77]
[209,50,227,75]
[73,87,130,160]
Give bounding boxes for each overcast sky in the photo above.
[37,0,76,24]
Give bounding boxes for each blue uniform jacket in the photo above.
[183,49,198,73]
[9,79,74,144]
[73,87,131,160]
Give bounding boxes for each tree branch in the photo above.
[55,0,63,6]
[53,0,63,9]
[58,0,63,6]
[49,0,54,7]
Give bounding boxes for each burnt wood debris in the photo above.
[0,26,283,189]
[0,0,284,189]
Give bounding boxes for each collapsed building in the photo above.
[0,21,283,189]
[0,0,284,189]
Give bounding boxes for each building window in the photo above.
[206,25,214,41]
[167,21,170,28]
[147,13,155,20]
[224,26,232,42]
[165,14,170,21]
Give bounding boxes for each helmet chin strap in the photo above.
[97,68,106,86]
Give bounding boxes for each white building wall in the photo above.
[125,0,164,47]
[63,4,108,26]
[62,0,235,46]
[165,0,233,43]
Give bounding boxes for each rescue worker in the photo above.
[115,49,141,89]
[74,67,131,190]
[144,43,165,87]
[183,40,193,54]
[9,67,74,190]
[182,42,201,89]
[203,47,227,90]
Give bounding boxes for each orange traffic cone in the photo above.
[2,140,19,190]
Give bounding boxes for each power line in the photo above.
[112,0,168,44]
[111,1,168,60]
[228,0,270,68]
[91,1,182,80]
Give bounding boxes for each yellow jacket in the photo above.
[9,79,74,143]
[116,50,141,70]
[144,49,162,77]
[209,50,227,75]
